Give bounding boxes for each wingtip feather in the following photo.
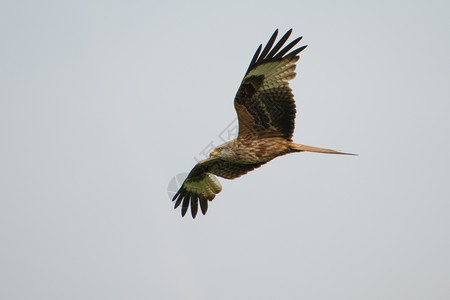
[245,29,307,76]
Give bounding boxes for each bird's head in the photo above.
[210,143,234,159]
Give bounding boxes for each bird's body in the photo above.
[172,29,355,218]
[213,137,291,163]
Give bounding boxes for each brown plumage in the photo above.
[172,29,355,218]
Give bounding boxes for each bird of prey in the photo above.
[172,29,354,218]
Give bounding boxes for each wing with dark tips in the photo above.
[235,29,307,141]
[172,157,263,218]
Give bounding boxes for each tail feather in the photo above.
[289,142,357,155]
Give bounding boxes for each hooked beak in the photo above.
[210,150,219,157]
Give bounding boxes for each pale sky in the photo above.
[1,1,450,299]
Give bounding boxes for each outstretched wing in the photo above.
[234,29,307,141]
[172,158,263,218]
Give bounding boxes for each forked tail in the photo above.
[289,142,356,155]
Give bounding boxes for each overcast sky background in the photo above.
[1,1,450,299]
